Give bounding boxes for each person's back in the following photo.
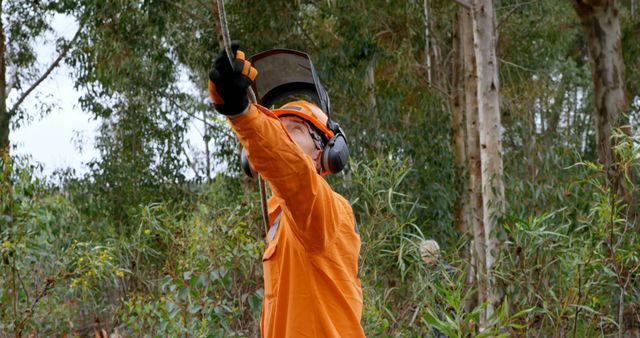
[207,43,365,337]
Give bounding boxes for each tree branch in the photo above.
[451,0,471,10]
[163,0,211,26]
[8,25,83,115]
[499,57,540,74]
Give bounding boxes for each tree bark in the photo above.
[0,0,8,157]
[471,0,506,321]
[365,62,377,114]
[462,6,487,319]
[570,0,634,218]
[424,0,446,90]
[451,11,468,235]
[203,110,211,181]
[424,0,432,85]
[571,0,628,168]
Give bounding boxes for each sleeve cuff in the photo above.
[227,104,260,128]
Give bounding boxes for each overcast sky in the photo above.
[10,14,205,177]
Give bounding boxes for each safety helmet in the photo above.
[272,100,335,142]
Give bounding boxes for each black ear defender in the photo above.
[241,147,256,178]
[322,120,349,174]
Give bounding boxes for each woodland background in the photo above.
[1,0,640,336]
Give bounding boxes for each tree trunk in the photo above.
[462,6,487,320]
[0,0,8,157]
[365,62,377,114]
[570,0,634,218]
[204,110,211,181]
[451,10,468,235]
[571,0,628,168]
[424,0,432,85]
[471,0,506,321]
[424,0,445,90]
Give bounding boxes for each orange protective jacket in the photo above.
[229,104,365,338]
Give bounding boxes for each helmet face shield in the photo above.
[250,49,331,118]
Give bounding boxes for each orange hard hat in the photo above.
[272,100,335,142]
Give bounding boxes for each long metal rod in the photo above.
[216,0,269,235]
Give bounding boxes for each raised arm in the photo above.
[229,104,340,251]
[208,45,339,252]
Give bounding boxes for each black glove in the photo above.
[208,42,258,115]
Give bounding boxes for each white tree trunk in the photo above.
[462,6,487,321]
[424,0,432,85]
[471,0,506,321]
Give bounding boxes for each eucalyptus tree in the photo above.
[450,9,468,236]
[0,0,81,157]
[461,5,486,316]
[470,0,505,322]
[451,0,505,324]
[62,0,205,224]
[570,0,634,214]
[571,0,630,168]
[1,3,82,332]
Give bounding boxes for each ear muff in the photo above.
[240,147,256,178]
[321,121,349,174]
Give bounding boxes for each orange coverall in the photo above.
[229,104,365,337]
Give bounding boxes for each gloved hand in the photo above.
[208,42,258,115]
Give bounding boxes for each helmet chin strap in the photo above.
[306,124,326,151]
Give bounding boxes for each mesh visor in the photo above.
[250,49,331,117]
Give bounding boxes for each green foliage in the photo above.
[0,156,124,335]
[497,129,640,336]
[115,191,265,336]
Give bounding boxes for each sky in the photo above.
[10,14,98,175]
[10,14,205,177]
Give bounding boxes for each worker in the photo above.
[208,43,365,337]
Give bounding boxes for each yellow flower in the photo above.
[144,229,151,235]
[79,257,84,263]
[116,271,124,278]
[70,278,81,288]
